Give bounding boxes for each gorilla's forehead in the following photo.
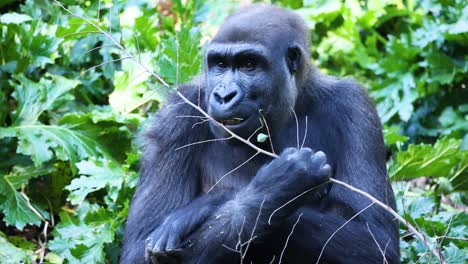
[206,43,269,58]
[213,21,295,47]
[212,6,308,50]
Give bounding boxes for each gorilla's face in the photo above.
[205,42,298,140]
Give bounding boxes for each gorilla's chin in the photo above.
[209,113,261,141]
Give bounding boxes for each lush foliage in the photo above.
[0,0,466,263]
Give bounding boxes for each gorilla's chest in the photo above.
[199,143,269,193]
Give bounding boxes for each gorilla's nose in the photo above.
[211,84,242,108]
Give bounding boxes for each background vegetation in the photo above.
[0,0,466,263]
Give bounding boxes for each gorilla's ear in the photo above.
[286,46,302,74]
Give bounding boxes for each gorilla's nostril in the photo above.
[223,91,237,103]
[214,93,222,103]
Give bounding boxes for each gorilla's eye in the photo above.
[240,59,256,71]
[216,61,227,69]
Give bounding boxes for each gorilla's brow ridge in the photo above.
[206,43,269,59]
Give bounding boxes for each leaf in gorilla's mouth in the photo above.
[221,118,244,126]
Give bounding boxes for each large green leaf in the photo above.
[390,138,468,181]
[66,158,131,205]
[0,124,105,168]
[0,234,34,264]
[0,175,42,229]
[48,203,115,264]
[10,74,78,125]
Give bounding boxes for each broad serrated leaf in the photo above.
[158,26,203,84]
[443,243,468,264]
[0,235,34,264]
[109,57,154,113]
[0,176,42,229]
[48,203,115,264]
[383,126,409,146]
[390,138,466,179]
[0,124,105,169]
[10,75,78,125]
[66,159,127,205]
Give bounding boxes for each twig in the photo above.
[300,116,308,149]
[330,178,444,263]
[242,197,265,259]
[259,111,275,154]
[175,137,232,151]
[75,56,131,80]
[279,212,303,264]
[268,181,329,225]
[366,222,388,264]
[208,152,260,193]
[291,107,299,149]
[316,202,375,264]
[85,44,116,54]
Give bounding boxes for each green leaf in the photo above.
[66,159,128,205]
[48,203,115,264]
[0,124,105,169]
[390,138,466,180]
[383,126,409,146]
[158,26,203,84]
[444,243,468,264]
[256,133,269,143]
[0,176,43,229]
[0,235,33,264]
[109,57,156,113]
[10,75,78,125]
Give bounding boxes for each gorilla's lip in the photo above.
[220,117,244,126]
[215,114,254,129]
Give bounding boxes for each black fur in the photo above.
[122,4,400,264]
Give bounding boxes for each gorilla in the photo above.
[122,4,400,264]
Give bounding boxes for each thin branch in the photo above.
[291,107,299,149]
[242,197,266,259]
[383,238,391,264]
[60,31,102,38]
[330,178,445,264]
[316,202,375,264]
[268,181,329,225]
[176,115,207,119]
[366,222,388,264]
[109,2,112,34]
[192,118,210,129]
[269,255,276,264]
[300,116,308,149]
[260,112,275,154]
[75,56,131,80]
[279,212,303,264]
[134,34,141,63]
[85,44,117,54]
[97,0,101,21]
[54,0,170,88]
[175,136,232,151]
[207,152,260,193]
[247,120,265,142]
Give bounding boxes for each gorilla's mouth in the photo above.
[220,118,244,126]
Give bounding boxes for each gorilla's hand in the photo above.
[145,194,227,264]
[252,148,331,203]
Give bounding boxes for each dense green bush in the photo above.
[0,0,466,263]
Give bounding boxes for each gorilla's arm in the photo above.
[121,85,209,264]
